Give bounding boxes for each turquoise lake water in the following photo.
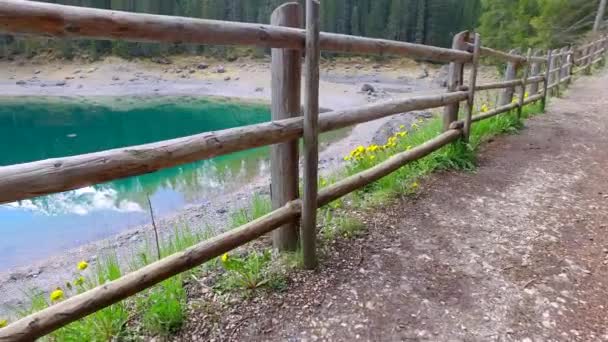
[0,96,273,270]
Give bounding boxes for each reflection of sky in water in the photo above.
[0,97,271,270]
[3,186,143,216]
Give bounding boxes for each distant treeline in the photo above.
[0,0,605,60]
[0,0,481,59]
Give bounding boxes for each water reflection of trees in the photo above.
[0,96,272,215]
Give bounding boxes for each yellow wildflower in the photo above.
[511,97,519,104]
[397,132,407,137]
[221,253,229,263]
[480,103,490,113]
[344,156,351,161]
[0,319,7,328]
[406,145,413,151]
[74,276,85,287]
[524,92,529,99]
[368,155,376,160]
[411,123,420,130]
[77,261,88,271]
[320,179,327,187]
[50,288,64,302]
[399,125,405,129]
[411,182,419,189]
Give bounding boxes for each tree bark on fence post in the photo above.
[463,33,480,141]
[566,47,574,84]
[554,48,563,97]
[585,45,593,75]
[517,48,532,119]
[443,31,469,131]
[498,49,519,106]
[541,49,553,111]
[301,0,320,270]
[529,49,542,95]
[270,2,302,252]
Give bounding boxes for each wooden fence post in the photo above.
[270,2,302,252]
[517,48,532,119]
[529,49,542,95]
[498,49,519,106]
[566,47,574,83]
[463,33,481,141]
[585,44,593,74]
[301,0,320,270]
[554,48,562,97]
[443,31,469,131]
[541,49,552,111]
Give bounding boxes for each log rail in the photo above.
[0,0,606,340]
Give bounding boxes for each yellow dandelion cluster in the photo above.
[50,288,64,302]
[480,103,490,113]
[77,261,88,271]
[221,253,229,263]
[0,319,7,328]
[344,125,417,163]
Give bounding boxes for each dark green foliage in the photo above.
[1,0,481,59]
[478,0,606,51]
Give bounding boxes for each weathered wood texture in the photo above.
[498,50,519,106]
[474,45,527,63]
[270,2,302,251]
[0,0,471,63]
[518,48,532,118]
[0,92,468,205]
[464,33,481,140]
[301,0,320,269]
[443,31,469,130]
[529,49,542,95]
[542,49,553,110]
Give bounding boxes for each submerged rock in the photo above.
[361,83,376,93]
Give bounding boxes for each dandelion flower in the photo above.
[320,179,328,187]
[221,253,229,263]
[411,182,419,189]
[50,288,64,302]
[399,124,405,129]
[480,104,490,113]
[77,261,88,271]
[0,319,7,328]
[344,156,351,161]
[524,92,529,99]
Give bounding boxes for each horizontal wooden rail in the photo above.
[0,128,462,341]
[0,0,471,63]
[529,56,548,64]
[475,75,544,91]
[474,45,527,63]
[523,93,544,105]
[0,92,468,204]
[0,200,302,341]
[318,129,462,205]
[471,102,519,123]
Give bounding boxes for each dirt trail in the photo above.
[191,71,608,341]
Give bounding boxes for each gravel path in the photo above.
[185,71,608,341]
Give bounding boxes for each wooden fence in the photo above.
[0,0,607,340]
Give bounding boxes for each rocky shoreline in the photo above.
[0,55,447,314]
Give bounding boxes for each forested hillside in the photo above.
[0,0,606,60]
[0,0,481,59]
